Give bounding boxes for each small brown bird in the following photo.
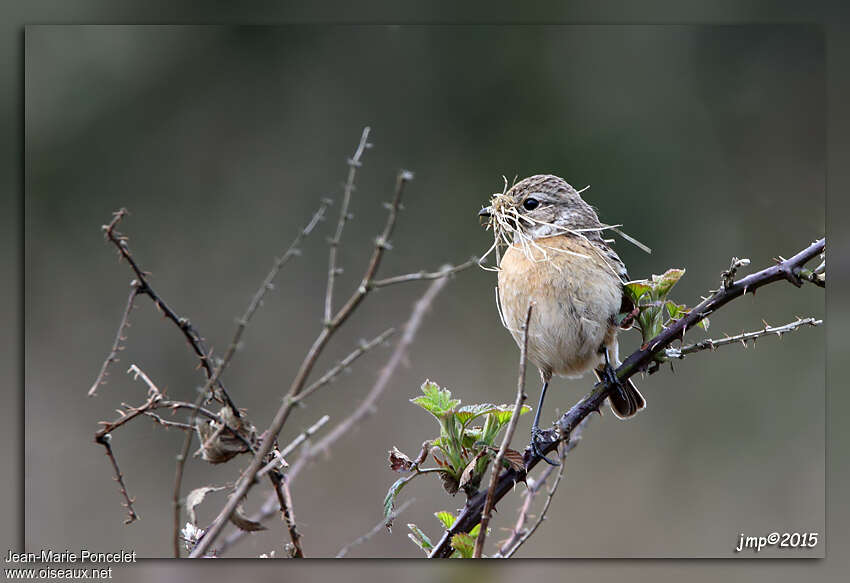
[479,174,645,464]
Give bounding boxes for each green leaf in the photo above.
[469,524,481,537]
[383,477,409,530]
[455,403,500,425]
[410,380,460,419]
[698,317,710,331]
[450,532,476,558]
[407,523,433,553]
[652,268,686,299]
[624,280,653,304]
[435,511,456,530]
[490,404,532,427]
[460,426,485,448]
[665,301,687,321]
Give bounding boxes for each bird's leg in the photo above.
[530,379,559,466]
[597,346,622,391]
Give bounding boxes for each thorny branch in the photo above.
[172,198,330,557]
[335,498,415,558]
[665,317,822,359]
[428,237,825,558]
[290,275,452,482]
[91,129,478,558]
[325,126,371,323]
[257,415,330,479]
[95,435,139,525]
[88,281,141,396]
[218,272,454,553]
[94,366,250,447]
[94,364,246,527]
[494,416,590,558]
[99,209,240,416]
[295,328,396,404]
[189,169,414,558]
[473,304,532,557]
[370,258,480,289]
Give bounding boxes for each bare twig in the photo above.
[257,415,330,479]
[335,498,415,558]
[495,463,556,556]
[88,281,141,396]
[143,413,194,431]
[429,237,825,557]
[214,197,332,392]
[473,304,532,558]
[289,274,451,483]
[294,328,395,403]
[369,257,479,289]
[496,416,590,558]
[665,317,822,359]
[93,366,247,445]
[219,274,452,552]
[170,200,329,556]
[190,170,413,558]
[325,126,371,323]
[278,475,304,558]
[95,434,139,525]
[100,209,240,415]
[172,418,196,557]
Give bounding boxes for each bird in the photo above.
[478,174,645,465]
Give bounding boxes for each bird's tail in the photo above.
[608,377,645,419]
[593,369,646,419]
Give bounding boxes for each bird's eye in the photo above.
[522,197,539,211]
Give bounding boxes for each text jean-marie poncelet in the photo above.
[5,549,137,563]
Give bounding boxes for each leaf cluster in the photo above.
[383,381,530,551]
[623,269,708,364]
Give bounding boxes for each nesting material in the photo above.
[479,178,650,276]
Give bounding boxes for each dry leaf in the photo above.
[502,448,526,472]
[502,448,527,483]
[388,446,413,472]
[230,501,267,532]
[196,406,256,464]
[185,486,226,526]
[458,451,487,491]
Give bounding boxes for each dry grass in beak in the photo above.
[478,184,651,275]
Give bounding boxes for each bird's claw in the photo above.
[596,360,623,391]
[531,426,560,466]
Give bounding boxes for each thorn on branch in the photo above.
[721,257,750,289]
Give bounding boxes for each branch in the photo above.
[335,498,415,558]
[289,274,451,483]
[369,257,480,289]
[278,475,304,558]
[170,199,329,556]
[95,434,139,525]
[665,317,822,359]
[257,415,330,479]
[495,460,556,556]
[495,415,590,558]
[88,281,140,396]
[294,328,395,404]
[428,237,825,558]
[473,303,532,557]
[189,170,412,558]
[99,209,240,416]
[218,273,452,553]
[325,126,371,323]
[213,197,331,393]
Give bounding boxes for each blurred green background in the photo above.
[25,25,824,558]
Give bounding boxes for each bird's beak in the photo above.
[478,206,492,218]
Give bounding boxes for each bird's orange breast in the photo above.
[497,235,623,378]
